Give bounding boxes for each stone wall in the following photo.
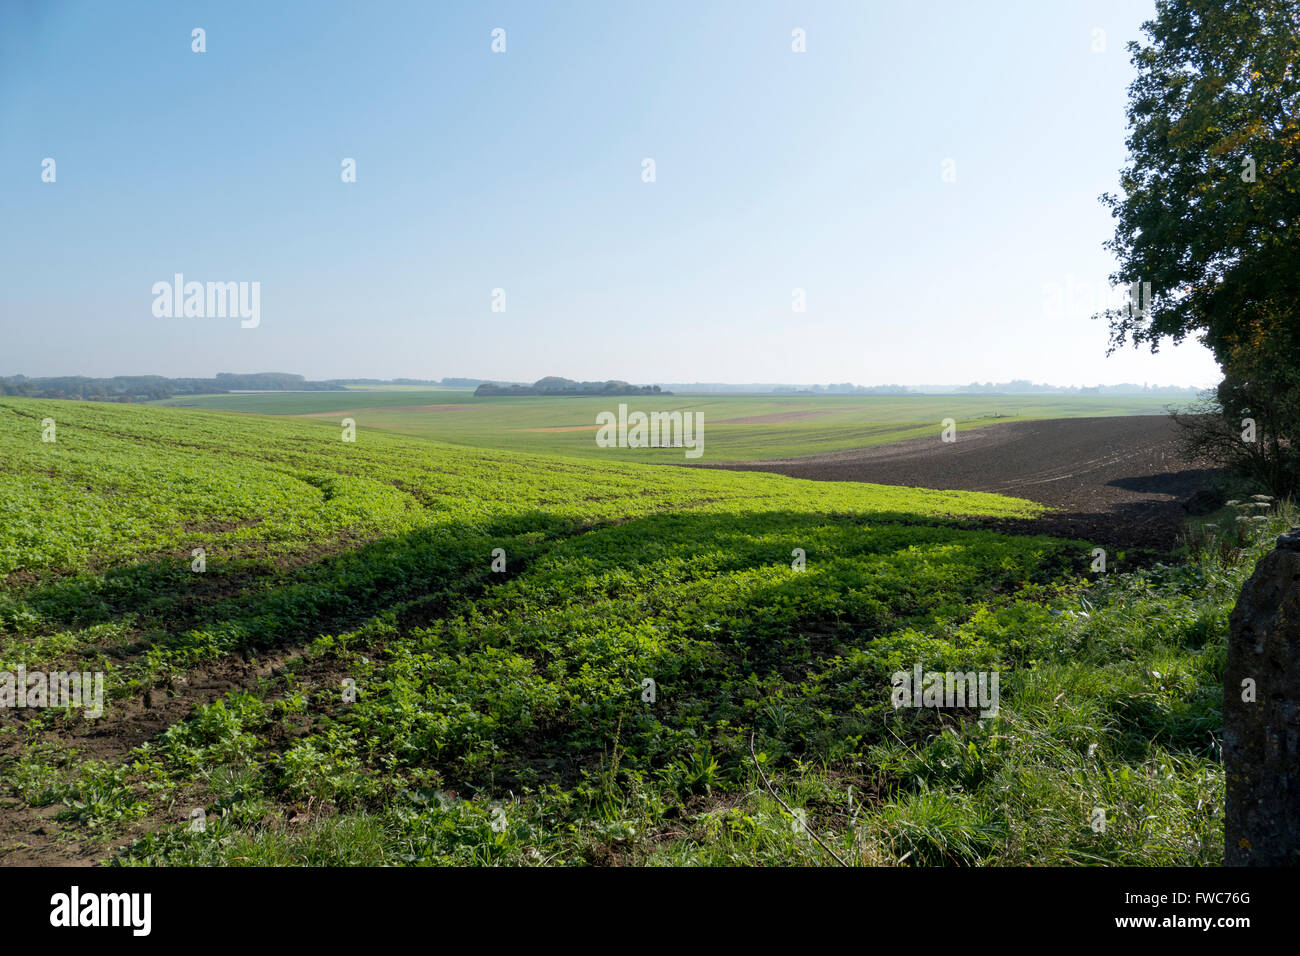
[1225,528,1300,865]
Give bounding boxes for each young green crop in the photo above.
[0,396,1246,867]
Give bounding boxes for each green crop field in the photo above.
[0,396,1262,867]
[152,390,1182,462]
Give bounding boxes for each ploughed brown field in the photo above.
[695,416,1220,557]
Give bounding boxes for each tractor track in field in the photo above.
[694,416,1221,556]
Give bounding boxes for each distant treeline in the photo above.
[0,372,344,402]
[660,380,1203,396]
[327,377,520,388]
[949,380,1202,396]
[669,383,915,395]
[475,376,667,397]
[1,372,1204,403]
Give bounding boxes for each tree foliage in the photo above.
[1102,0,1300,495]
[1101,0,1300,356]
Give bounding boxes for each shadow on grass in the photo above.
[303,507,1095,792]
[3,510,582,668]
[2,504,1224,865]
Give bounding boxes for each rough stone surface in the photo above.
[1225,541,1300,865]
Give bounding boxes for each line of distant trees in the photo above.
[475,376,666,397]
[951,381,1200,396]
[0,372,671,402]
[673,383,915,395]
[0,372,343,402]
[659,381,1202,396]
[327,377,519,388]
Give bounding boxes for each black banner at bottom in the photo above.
[0,865,1277,941]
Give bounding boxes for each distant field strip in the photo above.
[152,391,1181,462]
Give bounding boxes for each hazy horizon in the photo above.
[2,0,1223,388]
[0,368,1213,391]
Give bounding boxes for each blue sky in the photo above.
[0,0,1221,387]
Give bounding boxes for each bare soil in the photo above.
[695,416,1219,556]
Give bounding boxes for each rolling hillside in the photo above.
[0,399,1244,865]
